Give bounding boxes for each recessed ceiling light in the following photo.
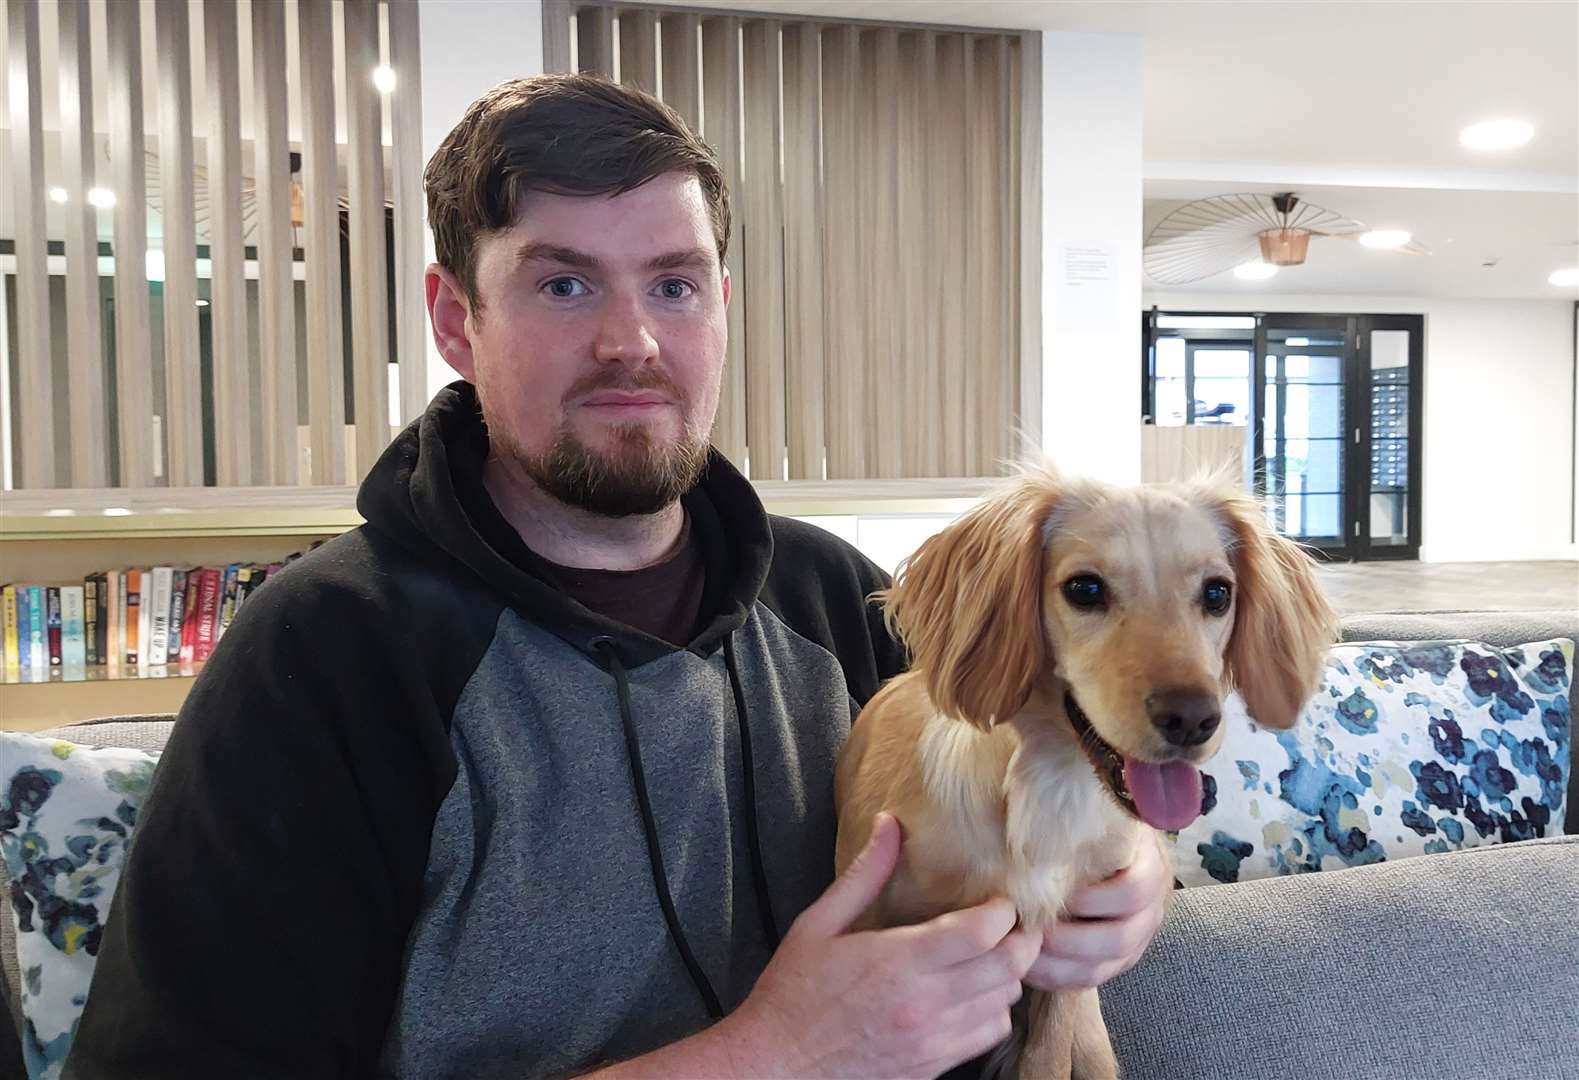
[372,65,396,93]
[1550,268,1579,288]
[1459,118,1534,151]
[48,186,68,203]
[1359,229,1412,250]
[195,298,211,307]
[145,250,166,282]
[87,187,116,208]
[1233,261,1278,281]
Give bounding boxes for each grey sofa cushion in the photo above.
[1102,835,1579,1080]
[1340,609,1577,649]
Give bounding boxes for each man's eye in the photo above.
[544,277,586,299]
[657,279,693,300]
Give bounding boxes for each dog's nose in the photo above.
[1146,690,1221,748]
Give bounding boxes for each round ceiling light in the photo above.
[1233,261,1278,281]
[1359,229,1412,249]
[372,65,396,93]
[1549,268,1579,288]
[87,187,116,208]
[1459,118,1534,151]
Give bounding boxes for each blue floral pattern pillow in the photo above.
[1,732,160,1080]
[1168,638,1572,887]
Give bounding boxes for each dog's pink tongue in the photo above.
[1123,759,1204,831]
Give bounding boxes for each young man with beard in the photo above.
[68,75,1170,1079]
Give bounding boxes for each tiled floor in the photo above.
[1315,559,1578,614]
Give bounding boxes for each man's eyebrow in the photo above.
[514,242,601,270]
[645,248,716,272]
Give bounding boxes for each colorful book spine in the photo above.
[46,586,62,669]
[147,567,173,665]
[194,568,223,663]
[125,570,142,667]
[108,570,123,671]
[179,571,201,666]
[167,569,187,664]
[61,586,87,670]
[216,564,241,642]
[83,575,100,667]
[17,587,33,671]
[27,585,46,675]
[2,585,18,674]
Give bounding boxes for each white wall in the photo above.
[1147,291,1579,563]
[1041,33,1144,485]
[418,0,546,405]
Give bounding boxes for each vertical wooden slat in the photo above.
[8,0,53,488]
[918,32,944,477]
[344,0,391,480]
[740,21,785,482]
[971,36,1007,474]
[897,31,926,477]
[252,0,299,484]
[542,0,574,73]
[57,0,107,486]
[156,0,202,488]
[577,4,614,77]
[1018,33,1043,462]
[959,37,982,476]
[205,0,251,485]
[782,23,824,481]
[106,0,154,487]
[618,8,657,93]
[388,0,427,426]
[934,33,960,476]
[868,29,900,478]
[994,35,1016,471]
[298,0,346,484]
[820,25,863,480]
[701,16,745,467]
[660,12,700,129]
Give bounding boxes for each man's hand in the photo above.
[1025,833,1172,992]
[720,813,1040,1080]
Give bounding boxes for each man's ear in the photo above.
[720,262,732,310]
[426,263,477,381]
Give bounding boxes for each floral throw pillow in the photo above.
[1,732,161,1079]
[1167,638,1572,887]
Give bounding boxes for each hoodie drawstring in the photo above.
[723,633,781,948]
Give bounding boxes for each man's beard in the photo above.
[478,367,711,517]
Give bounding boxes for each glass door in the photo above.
[1256,317,1349,551]
[1356,316,1422,558]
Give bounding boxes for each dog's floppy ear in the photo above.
[1212,490,1339,730]
[881,472,1059,729]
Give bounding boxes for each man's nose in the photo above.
[593,294,659,366]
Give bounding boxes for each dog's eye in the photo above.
[1202,578,1233,616]
[1062,575,1108,610]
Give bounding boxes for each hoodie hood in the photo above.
[357,381,774,665]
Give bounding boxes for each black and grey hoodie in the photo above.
[68,383,905,1079]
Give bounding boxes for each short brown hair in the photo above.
[424,73,731,309]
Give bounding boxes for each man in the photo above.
[69,75,1169,1078]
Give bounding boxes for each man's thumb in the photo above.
[798,813,901,937]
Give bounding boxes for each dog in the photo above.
[834,464,1337,1078]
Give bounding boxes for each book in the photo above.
[84,575,99,667]
[27,585,46,674]
[147,567,173,666]
[216,564,241,642]
[125,570,142,667]
[46,586,62,669]
[194,568,223,663]
[137,570,152,673]
[167,569,187,664]
[61,586,87,670]
[17,586,33,671]
[109,570,124,671]
[2,585,18,674]
[179,570,201,666]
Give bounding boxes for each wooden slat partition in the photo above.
[781,23,824,481]
[989,35,1015,471]
[298,0,346,485]
[344,0,391,479]
[105,0,154,488]
[868,30,900,478]
[935,33,967,477]
[578,5,615,78]
[388,0,428,427]
[896,31,926,478]
[820,25,863,480]
[58,0,107,488]
[618,8,657,92]
[156,0,202,488]
[659,12,700,128]
[700,15,746,467]
[8,0,53,489]
[740,20,785,481]
[1017,36,1042,459]
[543,0,574,72]
[252,0,299,484]
[915,32,943,477]
[205,0,250,486]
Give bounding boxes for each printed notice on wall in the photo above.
[1054,242,1120,331]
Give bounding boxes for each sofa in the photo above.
[3,609,1575,1079]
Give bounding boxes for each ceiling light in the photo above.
[372,65,396,93]
[1550,268,1579,288]
[1359,229,1412,250]
[48,187,68,203]
[1233,261,1278,281]
[1459,118,1534,151]
[145,250,165,282]
[87,187,116,208]
[195,298,211,307]
[1285,337,1310,347]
